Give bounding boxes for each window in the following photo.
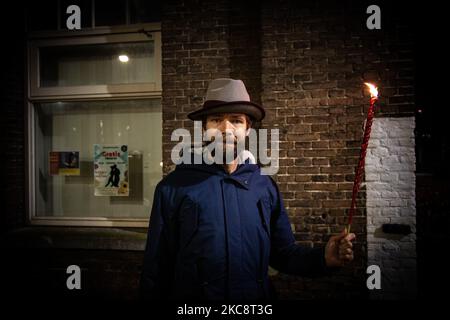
[27,25,162,227]
[26,0,161,32]
[29,31,161,98]
[39,42,156,87]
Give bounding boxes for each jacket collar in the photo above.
[176,150,259,190]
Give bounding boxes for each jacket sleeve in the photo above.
[268,178,331,277]
[140,185,175,299]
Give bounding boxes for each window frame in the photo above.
[28,23,161,100]
[26,23,162,227]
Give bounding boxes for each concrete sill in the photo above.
[1,227,148,251]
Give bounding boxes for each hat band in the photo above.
[203,100,254,109]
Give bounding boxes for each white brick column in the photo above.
[365,117,417,299]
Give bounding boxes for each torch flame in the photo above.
[364,82,378,98]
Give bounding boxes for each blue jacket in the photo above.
[140,160,329,300]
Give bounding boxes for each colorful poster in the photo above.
[49,151,80,176]
[94,144,129,196]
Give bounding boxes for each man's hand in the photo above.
[324,231,356,267]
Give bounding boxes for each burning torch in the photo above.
[346,83,379,234]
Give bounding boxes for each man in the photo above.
[140,78,355,300]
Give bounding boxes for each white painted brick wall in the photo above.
[366,117,417,299]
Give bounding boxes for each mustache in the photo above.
[209,134,238,144]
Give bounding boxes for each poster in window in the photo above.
[94,144,129,196]
[49,151,80,176]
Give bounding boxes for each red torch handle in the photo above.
[347,97,377,231]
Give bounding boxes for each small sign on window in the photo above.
[94,144,129,196]
[49,151,80,176]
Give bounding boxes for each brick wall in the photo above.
[161,0,231,175]
[228,1,262,107]
[161,0,415,299]
[1,3,26,232]
[3,247,144,300]
[366,117,416,298]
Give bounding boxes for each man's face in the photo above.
[204,113,250,162]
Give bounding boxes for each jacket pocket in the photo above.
[178,199,199,251]
[257,198,271,238]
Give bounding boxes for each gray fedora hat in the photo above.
[187,78,265,121]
